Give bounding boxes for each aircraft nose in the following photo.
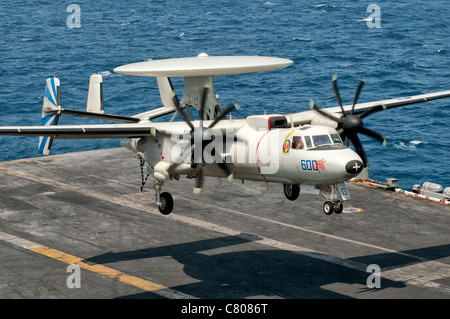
[345,160,364,175]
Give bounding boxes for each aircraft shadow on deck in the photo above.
[83,234,450,299]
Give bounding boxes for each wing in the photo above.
[0,124,157,139]
[325,90,450,116]
[290,90,450,126]
[288,89,450,168]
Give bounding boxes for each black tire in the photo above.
[158,192,173,215]
[334,202,343,214]
[323,201,334,215]
[283,184,300,201]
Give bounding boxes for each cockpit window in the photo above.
[304,136,312,148]
[331,133,343,144]
[292,136,304,149]
[312,134,332,146]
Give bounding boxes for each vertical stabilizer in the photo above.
[180,76,220,120]
[86,74,104,114]
[39,77,61,155]
[157,77,179,109]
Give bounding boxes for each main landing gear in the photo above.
[137,155,174,215]
[153,180,174,215]
[283,184,300,201]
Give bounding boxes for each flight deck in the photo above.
[1,147,449,299]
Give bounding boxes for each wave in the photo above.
[98,71,111,77]
[311,3,337,11]
[393,140,427,149]
[312,4,335,8]
[292,37,311,42]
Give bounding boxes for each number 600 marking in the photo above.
[301,160,318,171]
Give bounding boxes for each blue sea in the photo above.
[0,1,449,190]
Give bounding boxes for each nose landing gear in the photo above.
[323,200,343,215]
[283,182,348,215]
[320,183,348,215]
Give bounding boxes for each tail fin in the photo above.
[38,76,61,155]
[157,77,180,109]
[86,74,104,114]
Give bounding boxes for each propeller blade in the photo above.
[332,74,346,116]
[351,77,367,114]
[191,127,206,165]
[208,103,240,129]
[217,162,233,181]
[174,100,194,131]
[348,133,368,167]
[199,87,208,124]
[312,75,385,168]
[360,104,387,119]
[358,127,386,145]
[214,104,222,119]
[343,135,349,147]
[169,142,196,174]
[309,100,340,122]
[336,128,349,146]
[193,164,204,193]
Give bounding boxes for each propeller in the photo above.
[171,87,239,193]
[310,75,387,167]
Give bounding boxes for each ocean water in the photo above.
[0,1,449,190]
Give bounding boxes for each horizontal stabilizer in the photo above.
[59,108,140,123]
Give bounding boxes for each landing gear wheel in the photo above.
[323,201,334,215]
[158,192,173,215]
[283,184,300,201]
[334,202,343,214]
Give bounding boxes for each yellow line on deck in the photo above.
[0,230,185,296]
[30,246,168,292]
